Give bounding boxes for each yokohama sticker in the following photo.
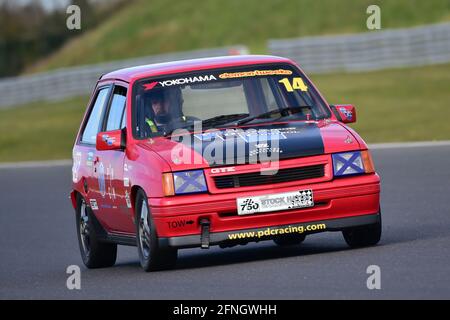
[143,75,216,90]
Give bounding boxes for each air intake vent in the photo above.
[213,164,325,189]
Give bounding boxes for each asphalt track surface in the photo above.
[1,145,450,299]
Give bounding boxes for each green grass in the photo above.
[2,63,449,162]
[0,96,88,162]
[28,0,450,73]
[311,63,450,142]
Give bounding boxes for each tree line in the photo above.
[0,0,125,78]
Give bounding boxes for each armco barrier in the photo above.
[0,46,248,108]
[268,23,450,74]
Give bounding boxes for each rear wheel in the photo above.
[76,195,117,268]
[273,234,306,246]
[342,213,382,248]
[135,189,177,272]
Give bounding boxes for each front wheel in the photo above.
[135,189,177,272]
[342,213,382,248]
[75,195,117,268]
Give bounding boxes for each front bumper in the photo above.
[158,213,380,248]
[149,173,380,246]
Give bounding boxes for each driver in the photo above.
[145,91,172,133]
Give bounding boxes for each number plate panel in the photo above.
[236,190,314,215]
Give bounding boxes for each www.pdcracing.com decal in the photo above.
[227,223,327,240]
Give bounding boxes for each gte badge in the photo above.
[211,167,236,174]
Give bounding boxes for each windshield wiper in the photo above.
[236,106,314,126]
[201,113,250,129]
[163,113,249,136]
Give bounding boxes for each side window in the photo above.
[81,87,110,144]
[105,86,127,131]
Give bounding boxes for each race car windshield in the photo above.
[132,64,331,138]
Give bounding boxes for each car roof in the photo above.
[100,55,294,83]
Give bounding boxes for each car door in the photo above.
[92,83,134,233]
[78,84,112,230]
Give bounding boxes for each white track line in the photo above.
[1,141,449,169]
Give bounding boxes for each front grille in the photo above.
[213,164,325,189]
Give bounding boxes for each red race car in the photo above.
[70,55,381,271]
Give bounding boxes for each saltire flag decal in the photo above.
[174,171,207,194]
[332,152,364,176]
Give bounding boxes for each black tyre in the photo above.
[273,234,306,246]
[342,214,382,248]
[135,189,177,271]
[76,195,117,268]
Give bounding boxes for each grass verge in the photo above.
[1,63,449,162]
[28,0,450,73]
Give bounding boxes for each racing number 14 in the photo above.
[279,77,308,92]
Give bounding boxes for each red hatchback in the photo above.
[71,55,381,271]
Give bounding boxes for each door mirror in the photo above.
[330,104,356,124]
[96,129,125,151]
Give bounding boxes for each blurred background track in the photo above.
[1,0,449,162]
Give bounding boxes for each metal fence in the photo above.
[0,46,248,109]
[269,22,450,74]
[3,22,450,109]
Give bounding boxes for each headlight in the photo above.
[332,151,365,177]
[173,170,208,195]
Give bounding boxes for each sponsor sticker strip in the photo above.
[143,69,296,90]
[219,69,292,79]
